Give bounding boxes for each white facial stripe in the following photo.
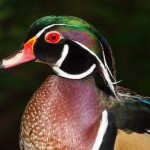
[92,110,108,150]
[73,40,118,98]
[55,44,69,67]
[36,24,60,38]
[53,64,96,79]
[36,24,75,38]
[101,46,116,82]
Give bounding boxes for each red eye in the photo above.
[45,31,61,44]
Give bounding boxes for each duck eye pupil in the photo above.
[51,35,56,40]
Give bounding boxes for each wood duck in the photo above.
[0,16,150,150]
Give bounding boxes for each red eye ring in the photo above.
[45,31,61,44]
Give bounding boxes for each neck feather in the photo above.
[20,75,107,149]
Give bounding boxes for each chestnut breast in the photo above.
[20,75,103,150]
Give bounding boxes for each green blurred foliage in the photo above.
[0,0,150,149]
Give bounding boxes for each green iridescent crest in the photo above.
[25,16,101,55]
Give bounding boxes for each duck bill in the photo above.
[0,37,36,69]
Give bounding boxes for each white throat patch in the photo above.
[52,43,96,79]
[55,44,69,67]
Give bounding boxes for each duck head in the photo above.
[0,16,117,97]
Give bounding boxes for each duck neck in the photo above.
[20,75,107,149]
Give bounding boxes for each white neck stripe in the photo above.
[72,40,117,98]
[55,44,69,67]
[92,110,108,150]
[53,64,96,79]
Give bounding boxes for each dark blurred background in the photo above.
[0,0,150,149]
